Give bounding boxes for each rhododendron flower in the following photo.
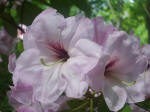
[87,17,147,111]
[12,8,100,107]
[127,45,150,103]
[0,27,14,55]
[17,24,27,40]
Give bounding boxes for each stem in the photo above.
[72,101,88,112]
[20,0,25,24]
[90,99,94,112]
[0,15,25,33]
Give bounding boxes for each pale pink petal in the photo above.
[129,35,140,49]
[71,39,102,58]
[18,103,42,112]
[103,31,127,54]
[86,56,108,91]
[126,75,145,103]
[127,87,145,103]
[61,14,83,49]
[13,49,67,103]
[142,45,150,58]
[13,49,43,85]
[23,8,65,51]
[11,80,33,105]
[69,18,94,48]
[8,53,16,73]
[103,79,127,111]
[7,91,22,109]
[113,55,147,83]
[18,106,36,112]
[143,70,150,97]
[92,17,117,46]
[62,62,88,98]
[37,63,67,104]
[104,31,147,82]
[62,39,102,97]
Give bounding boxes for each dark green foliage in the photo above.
[119,104,132,112]
[0,54,13,111]
[16,2,43,25]
[136,99,150,111]
[97,95,110,112]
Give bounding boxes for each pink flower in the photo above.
[17,24,27,40]
[87,17,147,111]
[92,17,117,46]
[12,8,100,107]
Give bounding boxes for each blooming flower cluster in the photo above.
[8,8,149,112]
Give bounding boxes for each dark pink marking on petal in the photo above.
[48,42,69,61]
[104,59,118,76]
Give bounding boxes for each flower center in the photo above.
[48,42,69,62]
[104,59,117,76]
[147,59,150,70]
[104,59,136,86]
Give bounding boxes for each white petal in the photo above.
[62,59,89,98]
[103,79,127,111]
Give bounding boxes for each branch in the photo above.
[0,15,25,33]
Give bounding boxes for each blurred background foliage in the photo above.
[0,0,150,112]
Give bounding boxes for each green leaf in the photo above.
[50,0,71,17]
[119,104,132,112]
[97,95,110,112]
[17,2,42,25]
[13,40,24,57]
[136,99,150,111]
[67,99,88,112]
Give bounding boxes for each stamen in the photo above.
[40,58,64,67]
[110,75,136,86]
[121,80,136,86]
